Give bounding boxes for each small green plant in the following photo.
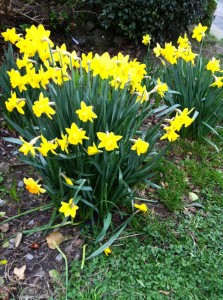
[156,158,188,210]
[8,179,20,203]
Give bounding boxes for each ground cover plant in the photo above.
[61,140,223,299]
[0,23,223,299]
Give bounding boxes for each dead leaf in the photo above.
[49,269,60,282]
[0,223,9,232]
[13,265,26,280]
[46,231,64,250]
[159,290,170,295]
[2,240,10,248]
[14,232,23,248]
[189,192,199,201]
[0,212,6,218]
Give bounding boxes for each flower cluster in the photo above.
[160,108,195,142]
[153,24,208,66]
[2,25,170,111]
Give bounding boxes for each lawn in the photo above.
[52,139,223,300]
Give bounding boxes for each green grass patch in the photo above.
[66,206,223,300]
[61,140,223,300]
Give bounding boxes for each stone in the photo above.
[18,180,24,188]
[26,253,34,261]
[55,254,63,262]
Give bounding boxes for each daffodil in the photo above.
[134,203,148,213]
[59,198,79,218]
[97,131,122,151]
[32,92,56,119]
[1,28,20,44]
[5,92,26,114]
[131,138,149,156]
[192,23,208,42]
[142,34,151,45]
[38,135,57,156]
[206,57,220,74]
[104,247,112,256]
[56,133,69,153]
[66,123,89,145]
[87,143,102,155]
[153,78,168,97]
[61,173,73,185]
[210,76,223,88]
[23,177,46,195]
[7,69,28,92]
[76,101,97,122]
[160,126,179,142]
[19,136,40,156]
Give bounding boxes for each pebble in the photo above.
[27,220,35,226]
[0,199,6,207]
[55,254,63,262]
[18,180,24,188]
[26,253,34,261]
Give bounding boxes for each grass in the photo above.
[61,139,223,300]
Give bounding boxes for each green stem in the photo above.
[81,244,87,269]
[53,242,68,300]
[0,203,53,226]
[23,220,82,235]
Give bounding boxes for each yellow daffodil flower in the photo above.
[19,136,40,156]
[38,135,57,157]
[153,43,162,57]
[1,27,20,44]
[104,247,112,256]
[59,198,79,218]
[142,34,151,45]
[177,33,190,48]
[206,57,220,74]
[87,143,102,155]
[210,75,223,88]
[192,23,208,42]
[160,126,180,142]
[76,101,97,122]
[5,92,26,114]
[23,177,46,195]
[56,133,69,154]
[134,203,148,213]
[154,78,168,97]
[32,92,56,119]
[66,123,89,145]
[97,131,122,151]
[131,138,149,156]
[7,69,28,92]
[61,173,73,185]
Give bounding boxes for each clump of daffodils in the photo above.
[160,108,195,142]
[1,24,196,227]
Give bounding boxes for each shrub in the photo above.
[86,0,209,42]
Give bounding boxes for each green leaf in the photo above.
[86,221,128,260]
[95,213,112,243]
